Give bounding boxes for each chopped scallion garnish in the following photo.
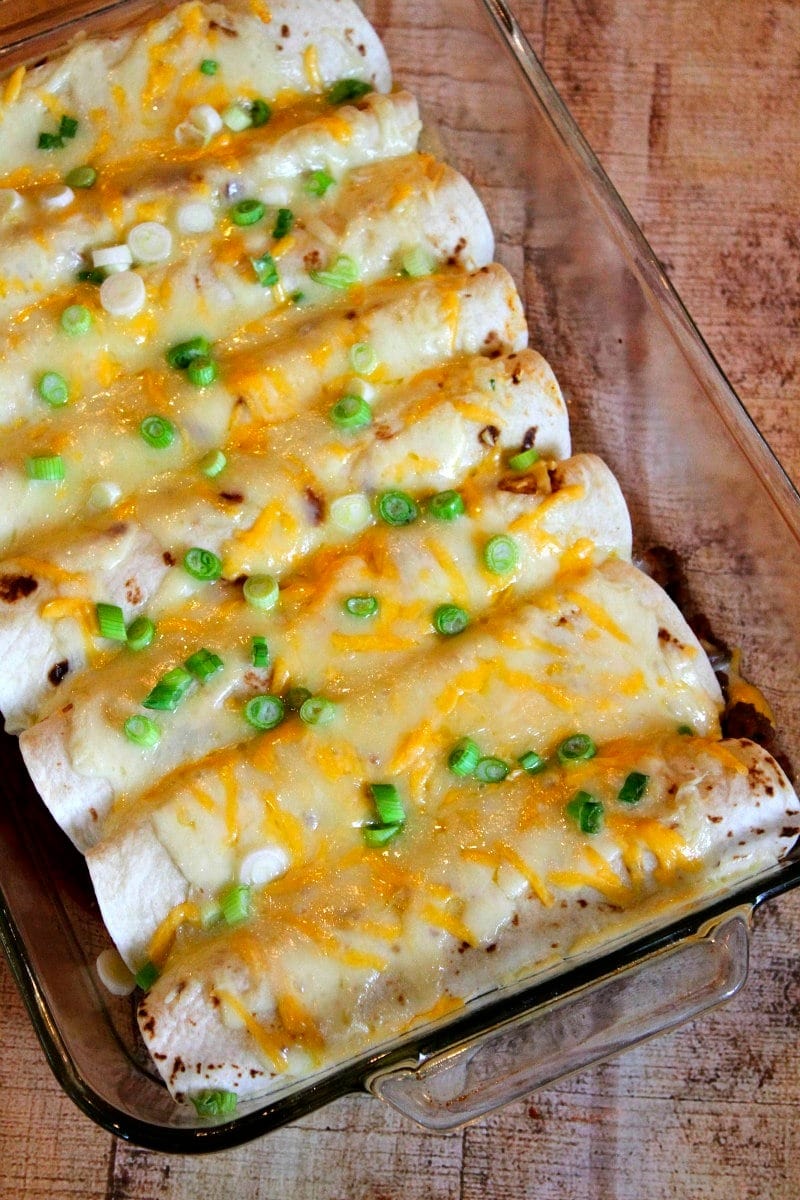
[474,756,509,784]
[677,724,695,736]
[483,534,520,575]
[231,198,265,226]
[251,252,279,286]
[199,58,219,75]
[250,98,271,126]
[401,244,436,277]
[191,1089,237,1118]
[299,695,336,726]
[183,547,223,581]
[508,447,540,471]
[38,132,63,151]
[166,336,212,370]
[348,341,377,375]
[309,254,359,289]
[243,574,279,611]
[96,601,127,641]
[123,714,161,748]
[251,635,269,669]
[271,207,294,239]
[60,304,92,336]
[428,490,465,521]
[244,693,285,730]
[363,823,401,847]
[343,594,379,618]
[448,737,481,777]
[65,165,97,189]
[184,648,224,683]
[285,685,312,711]
[139,414,176,449]
[187,356,218,387]
[26,454,65,482]
[432,603,469,637]
[566,790,604,834]
[377,490,418,526]
[142,666,195,711]
[618,771,649,805]
[326,78,373,104]
[304,169,335,197]
[557,733,597,764]
[134,959,160,990]
[199,448,226,477]
[37,370,70,407]
[369,782,405,826]
[330,393,372,430]
[59,115,78,139]
[126,615,155,651]
[219,883,251,925]
[76,266,106,285]
[518,749,546,774]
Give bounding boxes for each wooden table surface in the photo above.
[2,1,799,1196]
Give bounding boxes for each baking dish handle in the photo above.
[368,910,750,1130]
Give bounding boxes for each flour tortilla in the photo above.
[134,736,799,1103]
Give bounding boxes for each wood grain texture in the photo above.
[2,1,799,1197]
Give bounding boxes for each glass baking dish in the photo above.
[1,0,800,1152]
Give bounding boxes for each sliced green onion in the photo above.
[363,822,402,847]
[290,289,306,305]
[220,883,251,925]
[401,244,437,277]
[126,615,155,651]
[135,959,159,990]
[191,1090,237,1118]
[309,254,359,289]
[251,252,279,287]
[433,603,469,636]
[618,771,649,805]
[221,102,251,132]
[377,490,419,526]
[304,169,334,197]
[285,685,311,711]
[142,665,195,711]
[37,371,70,407]
[483,534,520,575]
[271,207,294,239]
[370,782,405,826]
[299,695,336,726]
[428,490,465,521]
[59,115,78,139]
[166,335,212,370]
[327,78,373,104]
[199,448,226,477]
[330,393,372,431]
[199,900,222,929]
[348,342,377,375]
[250,98,271,127]
[139,414,176,449]
[76,266,106,285]
[566,790,604,834]
[557,733,597,764]
[231,197,265,226]
[343,594,379,618]
[508,447,540,471]
[124,714,161,748]
[187,355,218,387]
[474,756,509,784]
[677,724,695,736]
[199,58,219,75]
[251,636,269,669]
[183,547,222,581]
[244,693,285,730]
[184,647,224,683]
[65,165,97,189]
[448,737,481,777]
[330,492,372,533]
[243,573,279,611]
[60,304,92,336]
[96,601,127,641]
[38,132,63,150]
[518,749,546,774]
[26,454,65,481]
